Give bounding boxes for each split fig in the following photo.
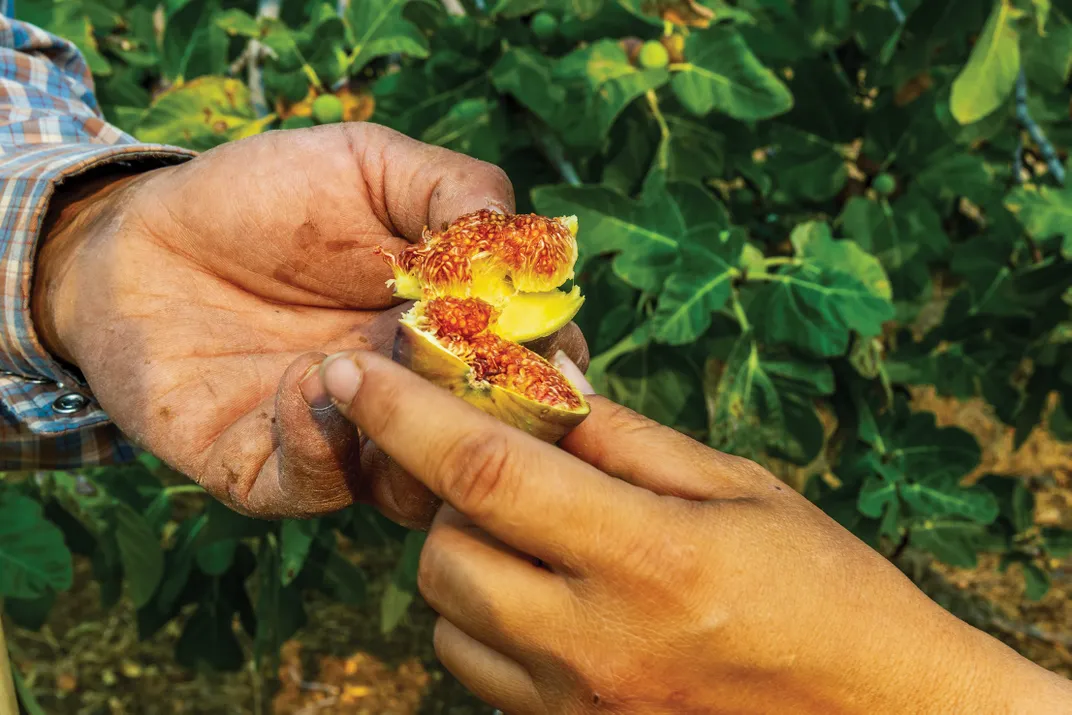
[377,210,591,441]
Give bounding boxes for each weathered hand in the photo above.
[318,349,1072,714]
[32,123,587,524]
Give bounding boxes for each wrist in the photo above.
[32,169,152,365]
[955,624,1072,712]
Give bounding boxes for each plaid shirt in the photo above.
[0,13,195,469]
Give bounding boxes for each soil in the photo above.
[6,387,1072,713]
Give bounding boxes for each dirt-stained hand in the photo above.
[33,123,587,525]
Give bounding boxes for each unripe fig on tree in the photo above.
[376,211,590,442]
[311,94,344,125]
[638,40,670,69]
[531,11,558,39]
[873,172,897,197]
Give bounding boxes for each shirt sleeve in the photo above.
[0,14,197,469]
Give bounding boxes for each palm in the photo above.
[48,124,579,523]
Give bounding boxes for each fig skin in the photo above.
[396,322,590,444]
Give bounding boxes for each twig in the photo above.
[889,0,905,24]
[1,603,17,715]
[1013,134,1025,184]
[1015,70,1066,185]
[527,117,582,187]
[442,0,466,15]
[249,0,282,117]
[990,616,1072,650]
[888,529,911,563]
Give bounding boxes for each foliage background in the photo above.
[3,0,1072,710]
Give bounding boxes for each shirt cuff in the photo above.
[0,142,197,435]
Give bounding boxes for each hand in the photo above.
[31,123,587,525]
[317,349,1072,714]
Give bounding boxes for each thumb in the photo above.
[339,122,516,241]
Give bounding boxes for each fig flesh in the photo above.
[377,210,591,441]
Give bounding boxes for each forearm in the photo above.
[0,15,194,469]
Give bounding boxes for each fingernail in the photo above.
[299,363,334,410]
[553,350,595,395]
[321,353,364,407]
[484,199,510,215]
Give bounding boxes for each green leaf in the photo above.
[1006,175,1072,259]
[1042,527,1072,557]
[900,477,999,523]
[653,229,743,345]
[176,601,245,672]
[838,193,949,305]
[670,27,793,120]
[553,40,669,148]
[706,335,831,464]
[1020,560,1051,601]
[766,125,847,202]
[858,473,898,519]
[909,521,991,568]
[950,0,1024,125]
[4,591,56,631]
[113,502,164,609]
[605,348,705,432]
[214,8,259,36]
[421,98,503,164]
[532,184,682,291]
[0,493,73,599]
[134,77,276,151]
[280,520,317,587]
[196,539,237,577]
[747,222,894,357]
[658,115,726,184]
[346,0,431,74]
[381,530,426,634]
[490,47,567,129]
[320,552,368,605]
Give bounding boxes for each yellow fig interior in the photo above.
[402,296,585,406]
[379,209,584,343]
[378,210,591,441]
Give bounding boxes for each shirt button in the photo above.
[53,393,89,414]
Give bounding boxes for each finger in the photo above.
[433,618,542,715]
[319,349,664,572]
[198,352,363,518]
[419,506,571,660]
[559,396,778,501]
[338,123,516,241]
[358,438,441,530]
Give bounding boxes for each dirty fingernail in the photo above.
[553,350,595,395]
[321,353,364,407]
[299,363,334,410]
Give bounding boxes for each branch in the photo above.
[527,116,582,187]
[1,602,17,715]
[442,0,466,15]
[889,0,905,24]
[249,0,281,117]
[1015,70,1066,185]
[1013,134,1025,184]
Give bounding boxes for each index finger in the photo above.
[318,349,660,573]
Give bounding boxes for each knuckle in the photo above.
[435,431,517,518]
[619,509,698,588]
[602,400,660,436]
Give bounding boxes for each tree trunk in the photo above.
[0,601,18,715]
